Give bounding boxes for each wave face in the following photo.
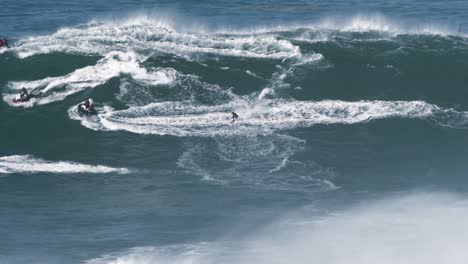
[2,8,468,264]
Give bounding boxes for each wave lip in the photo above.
[0,155,130,174]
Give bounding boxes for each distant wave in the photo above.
[3,13,466,109]
[8,19,303,59]
[0,155,130,174]
[5,14,463,60]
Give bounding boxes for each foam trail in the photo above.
[3,51,176,107]
[0,155,130,174]
[78,99,461,137]
[85,193,468,264]
[177,134,337,192]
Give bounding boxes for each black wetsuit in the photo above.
[19,88,30,102]
[231,112,239,123]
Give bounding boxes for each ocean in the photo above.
[1,0,468,263]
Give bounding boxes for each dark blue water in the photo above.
[2,1,468,263]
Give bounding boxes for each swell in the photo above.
[2,16,468,136]
[2,15,468,106]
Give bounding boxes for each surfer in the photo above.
[231,112,238,123]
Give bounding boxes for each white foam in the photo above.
[85,192,468,264]
[251,193,468,264]
[83,99,440,137]
[317,14,399,33]
[86,244,212,264]
[258,88,274,100]
[0,155,130,174]
[216,13,461,37]
[7,14,463,62]
[245,70,264,80]
[11,21,302,60]
[67,104,114,131]
[3,51,176,107]
[177,134,337,192]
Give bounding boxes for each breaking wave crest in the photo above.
[9,19,303,60]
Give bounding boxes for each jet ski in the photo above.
[77,99,98,116]
[12,88,41,104]
[0,37,9,48]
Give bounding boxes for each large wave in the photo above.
[4,14,468,134]
[4,14,464,57]
[3,14,467,108]
[7,18,302,60]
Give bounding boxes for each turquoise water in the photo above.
[2,1,468,263]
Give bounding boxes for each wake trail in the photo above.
[72,99,468,137]
[0,155,130,174]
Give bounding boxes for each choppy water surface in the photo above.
[2,1,468,263]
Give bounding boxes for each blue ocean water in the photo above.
[2,1,468,263]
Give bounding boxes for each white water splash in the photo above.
[10,20,302,60]
[3,51,176,107]
[85,192,468,264]
[76,99,444,137]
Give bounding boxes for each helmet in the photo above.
[88,98,94,105]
